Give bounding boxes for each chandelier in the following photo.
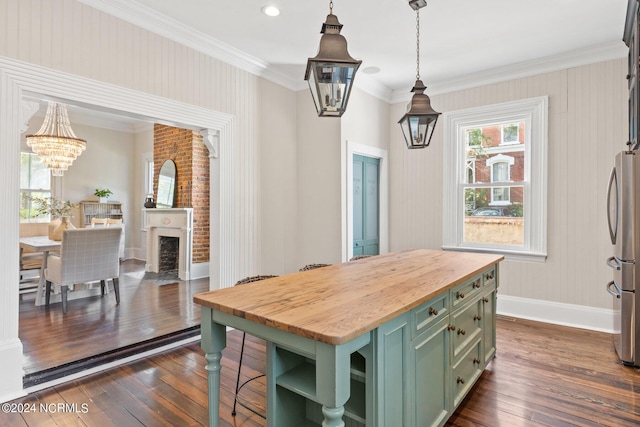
[398,0,441,149]
[304,0,361,117]
[26,102,86,176]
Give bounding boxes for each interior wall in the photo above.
[388,58,627,312]
[295,90,343,267]
[257,78,298,275]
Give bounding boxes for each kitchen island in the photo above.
[194,249,503,427]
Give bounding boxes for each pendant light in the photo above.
[398,0,441,149]
[26,102,86,176]
[304,0,362,117]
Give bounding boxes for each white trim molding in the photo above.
[0,56,234,399]
[442,96,548,262]
[497,295,615,334]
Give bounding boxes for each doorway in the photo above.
[0,56,234,397]
[353,154,380,257]
[343,140,389,261]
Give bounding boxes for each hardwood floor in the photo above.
[3,316,639,426]
[18,260,209,382]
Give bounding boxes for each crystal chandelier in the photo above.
[398,0,441,149]
[26,102,86,176]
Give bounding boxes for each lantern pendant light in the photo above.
[398,0,441,149]
[304,0,362,117]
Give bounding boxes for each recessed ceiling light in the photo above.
[261,5,280,17]
[362,66,381,75]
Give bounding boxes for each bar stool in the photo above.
[232,274,279,418]
[299,263,331,271]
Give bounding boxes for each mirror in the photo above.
[157,159,177,208]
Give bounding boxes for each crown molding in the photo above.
[76,0,301,91]
[78,0,627,105]
[390,40,628,104]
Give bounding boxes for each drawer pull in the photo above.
[482,296,489,303]
[429,307,439,316]
[473,281,481,289]
[485,272,494,280]
[447,324,456,331]
[457,328,466,335]
[456,377,465,384]
[473,358,481,365]
[473,314,482,321]
[456,292,465,299]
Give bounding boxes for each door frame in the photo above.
[342,140,389,261]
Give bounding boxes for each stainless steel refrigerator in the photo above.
[607,150,640,366]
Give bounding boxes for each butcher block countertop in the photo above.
[194,249,503,345]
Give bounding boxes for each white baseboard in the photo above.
[497,295,615,333]
[0,339,26,403]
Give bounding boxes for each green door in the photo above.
[353,154,380,256]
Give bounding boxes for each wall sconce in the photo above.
[304,1,361,117]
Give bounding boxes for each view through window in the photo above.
[464,122,525,246]
[20,152,51,223]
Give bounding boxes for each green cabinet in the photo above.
[266,265,498,427]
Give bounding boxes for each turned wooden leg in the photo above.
[113,278,120,305]
[61,285,68,314]
[45,281,51,306]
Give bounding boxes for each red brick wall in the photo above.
[153,124,210,264]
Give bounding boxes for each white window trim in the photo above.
[443,96,548,262]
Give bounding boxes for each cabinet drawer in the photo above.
[452,338,483,408]
[451,297,482,361]
[412,292,448,339]
[451,275,482,311]
[482,266,497,289]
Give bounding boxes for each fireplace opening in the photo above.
[159,236,179,273]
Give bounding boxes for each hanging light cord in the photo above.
[329,0,333,14]
[416,8,420,80]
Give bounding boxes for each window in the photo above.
[443,97,548,261]
[501,123,520,144]
[20,152,51,223]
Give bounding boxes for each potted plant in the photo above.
[94,188,113,203]
[25,195,78,240]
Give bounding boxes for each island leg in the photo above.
[316,342,351,427]
[200,306,227,427]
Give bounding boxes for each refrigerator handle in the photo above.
[607,256,621,270]
[606,281,621,298]
[607,166,617,245]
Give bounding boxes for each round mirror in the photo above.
[157,159,177,208]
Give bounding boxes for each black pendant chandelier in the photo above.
[398,0,441,149]
[304,0,362,118]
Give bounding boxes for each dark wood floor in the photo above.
[19,260,209,375]
[3,316,639,426]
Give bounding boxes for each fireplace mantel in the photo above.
[144,208,193,280]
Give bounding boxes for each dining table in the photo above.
[19,235,61,306]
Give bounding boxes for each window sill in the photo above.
[441,245,547,263]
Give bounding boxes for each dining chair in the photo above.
[232,274,278,418]
[44,228,122,314]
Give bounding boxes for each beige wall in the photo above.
[389,59,628,311]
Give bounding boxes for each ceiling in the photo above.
[122,0,629,101]
[40,0,629,131]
